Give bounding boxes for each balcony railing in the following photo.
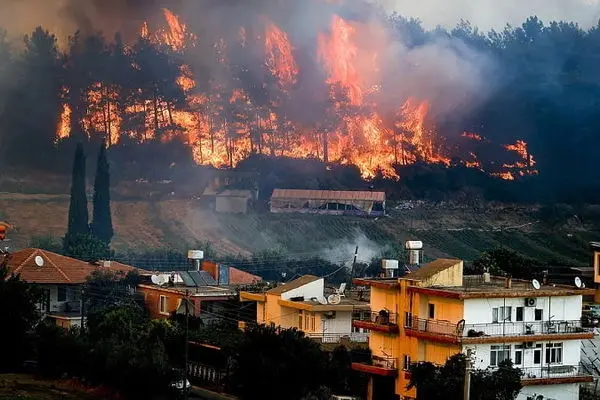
[520,365,590,381]
[372,355,397,370]
[406,317,587,339]
[354,311,399,325]
[306,332,369,343]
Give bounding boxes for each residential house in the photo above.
[352,258,594,400]
[240,275,370,344]
[138,261,261,321]
[5,248,138,328]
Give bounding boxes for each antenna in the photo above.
[328,294,341,305]
[531,279,541,290]
[151,275,161,285]
[317,295,328,305]
[575,277,583,289]
[34,255,44,267]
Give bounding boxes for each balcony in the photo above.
[352,311,399,334]
[351,353,398,377]
[520,365,593,385]
[305,332,369,344]
[405,317,592,344]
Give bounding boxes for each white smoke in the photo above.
[320,231,385,266]
[382,0,600,30]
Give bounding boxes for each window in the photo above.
[159,295,168,314]
[490,344,511,366]
[428,304,435,319]
[492,307,512,323]
[545,343,563,364]
[514,344,523,365]
[405,312,413,327]
[534,309,543,321]
[403,355,412,371]
[311,314,316,331]
[516,307,524,322]
[534,344,542,364]
[57,286,67,302]
[298,312,303,329]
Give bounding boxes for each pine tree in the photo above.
[63,142,88,253]
[91,141,113,245]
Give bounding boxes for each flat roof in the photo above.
[409,276,595,299]
[271,189,385,202]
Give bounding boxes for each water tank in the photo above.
[187,250,204,260]
[382,259,399,278]
[405,241,423,250]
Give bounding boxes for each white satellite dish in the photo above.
[575,277,583,289]
[34,255,44,267]
[157,275,169,285]
[327,294,341,305]
[532,279,541,290]
[151,275,161,285]
[317,295,328,305]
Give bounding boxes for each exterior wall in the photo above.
[421,262,463,287]
[464,340,581,371]
[280,279,324,301]
[140,286,186,319]
[320,310,352,334]
[464,296,582,325]
[229,267,261,284]
[264,293,284,326]
[516,383,579,400]
[215,196,249,213]
[417,293,463,322]
[47,284,81,313]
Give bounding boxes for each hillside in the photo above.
[0,188,597,266]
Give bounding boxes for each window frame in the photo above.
[534,309,543,321]
[428,304,435,319]
[492,306,512,323]
[514,344,523,365]
[490,344,511,366]
[57,286,67,302]
[545,343,563,364]
[159,295,168,315]
[403,355,412,371]
[516,307,524,322]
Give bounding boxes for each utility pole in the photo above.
[463,349,472,400]
[183,290,190,400]
[350,246,359,286]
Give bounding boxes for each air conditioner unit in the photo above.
[524,341,534,349]
[525,298,537,307]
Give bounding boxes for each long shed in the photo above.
[270,189,385,216]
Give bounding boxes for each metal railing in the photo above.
[372,355,397,370]
[406,317,587,338]
[306,332,369,343]
[520,365,589,380]
[354,311,399,326]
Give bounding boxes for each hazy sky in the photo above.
[387,0,600,30]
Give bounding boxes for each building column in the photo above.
[367,376,374,400]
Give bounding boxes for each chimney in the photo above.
[187,250,204,271]
[505,276,512,289]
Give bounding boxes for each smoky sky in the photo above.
[386,0,600,30]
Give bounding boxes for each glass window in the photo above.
[159,296,167,313]
[428,304,435,319]
[403,355,411,370]
[490,344,511,366]
[57,286,67,302]
[534,344,542,364]
[492,307,512,323]
[514,344,523,365]
[535,309,543,321]
[405,312,413,327]
[516,307,524,322]
[545,343,563,364]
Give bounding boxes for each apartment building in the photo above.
[352,259,594,400]
[240,275,370,344]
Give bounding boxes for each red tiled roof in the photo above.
[5,248,138,284]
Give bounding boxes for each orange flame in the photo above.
[265,22,298,88]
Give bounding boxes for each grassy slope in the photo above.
[0,374,98,400]
[0,192,596,266]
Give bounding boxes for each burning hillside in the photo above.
[54,3,537,180]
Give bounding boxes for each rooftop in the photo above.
[405,258,461,281]
[412,275,595,299]
[138,283,236,297]
[267,275,320,295]
[271,189,385,202]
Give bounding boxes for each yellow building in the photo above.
[352,259,594,400]
[240,275,370,344]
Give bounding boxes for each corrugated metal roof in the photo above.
[271,189,385,202]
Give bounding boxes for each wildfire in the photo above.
[54,8,539,182]
[265,22,298,88]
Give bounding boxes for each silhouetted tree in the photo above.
[91,141,113,245]
[64,142,89,254]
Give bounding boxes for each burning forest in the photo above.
[41,1,537,181]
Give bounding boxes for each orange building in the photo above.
[352,259,594,400]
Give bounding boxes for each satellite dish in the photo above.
[575,277,583,289]
[34,255,44,267]
[328,294,341,305]
[157,275,169,285]
[151,275,161,285]
[582,282,587,288]
[317,295,328,305]
[532,279,541,290]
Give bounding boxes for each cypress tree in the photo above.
[90,141,113,245]
[65,142,88,238]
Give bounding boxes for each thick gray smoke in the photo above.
[321,231,385,266]
[384,0,600,30]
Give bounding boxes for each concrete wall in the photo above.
[422,261,463,287]
[281,278,324,301]
[320,310,352,334]
[517,383,579,400]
